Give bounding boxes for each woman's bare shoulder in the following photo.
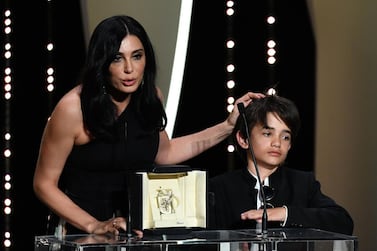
[53,86,81,115]
[46,85,90,143]
[47,85,83,132]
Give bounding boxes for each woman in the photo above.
[33,15,264,237]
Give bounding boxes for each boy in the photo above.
[209,94,353,235]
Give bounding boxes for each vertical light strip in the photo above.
[46,0,55,113]
[266,0,277,90]
[165,0,193,138]
[3,2,13,250]
[225,1,237,169]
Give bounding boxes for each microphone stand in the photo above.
[123,121,135,241]
[237,103,268,238]
[126,172,134,240]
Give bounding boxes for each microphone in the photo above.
[237,102,268,238]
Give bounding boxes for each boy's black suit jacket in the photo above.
[209,166,354,235]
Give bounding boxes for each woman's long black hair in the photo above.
[79,15,167,141]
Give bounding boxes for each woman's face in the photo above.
[108,35,146,95]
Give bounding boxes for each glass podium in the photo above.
[35,228,358,251]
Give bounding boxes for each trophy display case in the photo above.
[129,166,208,233]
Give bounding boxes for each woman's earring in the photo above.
[102,85,107,95]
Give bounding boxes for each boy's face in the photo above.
[238,112,292,170]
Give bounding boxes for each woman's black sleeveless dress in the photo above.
[49,101,159,234]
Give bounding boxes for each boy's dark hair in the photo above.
[234,94,301,158]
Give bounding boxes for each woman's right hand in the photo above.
[91,217,143,238]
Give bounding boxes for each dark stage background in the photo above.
[0,1,315,250]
